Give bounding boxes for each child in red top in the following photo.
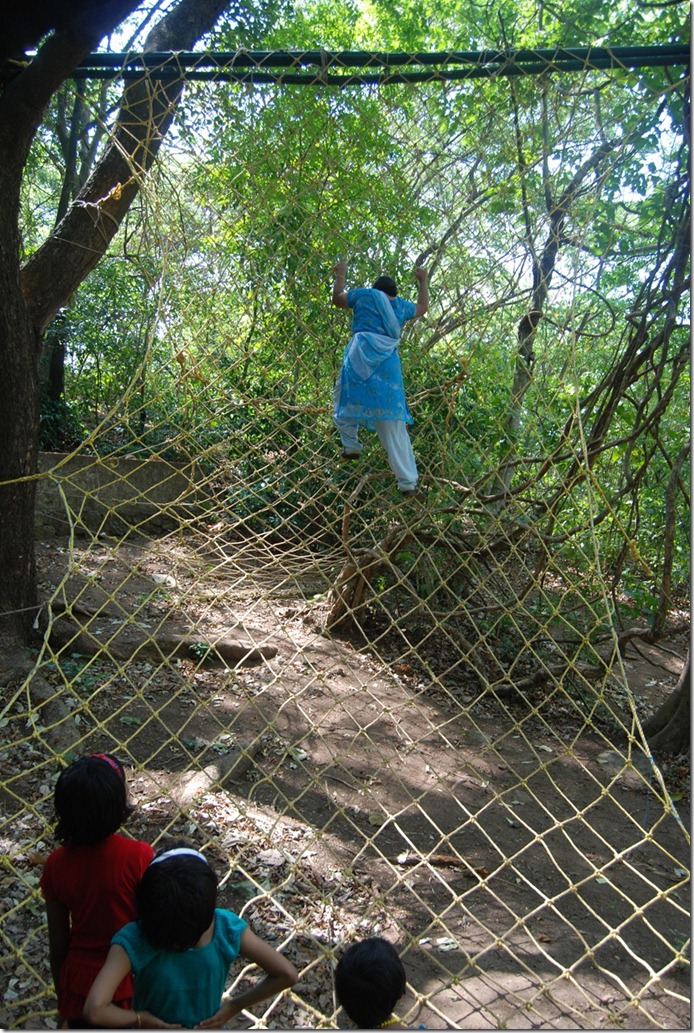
[40,753,154,1028]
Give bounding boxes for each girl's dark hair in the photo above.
[54,753,132,845]
[372,275,398,297]
[335,936,406,1028]
[136,843,218,951]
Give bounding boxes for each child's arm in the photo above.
[45,899,70,994]
[195,928,298,1029]
[83,944,181,1030]
[414,266,429,318]
[332,262,349,309]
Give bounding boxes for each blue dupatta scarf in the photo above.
[333,290,412,426]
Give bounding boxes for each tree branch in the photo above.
[0,2,140,170]
[20,0,232,332]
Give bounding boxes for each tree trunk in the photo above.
[642,651,690,759]
[0,0,230,651]
[0,208,40,647]
[41,92,89,402]
[491,140,616,506]
[652,442,691,638]
[41,313,67,405]
[0,1,141,648]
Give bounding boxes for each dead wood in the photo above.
[0,648,78,753]
[618,621,689,657]
[489,662,612,704]
[39,608,276,664]
[168,736,264,808]
[396,852,489,878]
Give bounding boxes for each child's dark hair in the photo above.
[335,936,406,1028]
[136,842,218,951]
[54,753,133,845]
[372,275,398,297]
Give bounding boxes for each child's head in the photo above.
[136,843,218,951]
[372,275,398,298]
[335,936,406,1029]
[54,753,132,845]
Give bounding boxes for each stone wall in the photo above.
[36,452,206,536]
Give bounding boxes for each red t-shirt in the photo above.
[41,833,154,1020]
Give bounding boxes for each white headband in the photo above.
[150,847,208,866]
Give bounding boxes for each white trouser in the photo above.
[334,417,418,491]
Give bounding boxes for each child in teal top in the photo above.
[84,844,298,1029]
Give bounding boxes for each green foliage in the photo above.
[39,398,87,452]
[20,0,690,610]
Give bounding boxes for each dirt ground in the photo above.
[2,530,689,1030]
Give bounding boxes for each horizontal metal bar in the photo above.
[70,44,690,78]
[72,54,690,86]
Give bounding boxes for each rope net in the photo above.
[3,48,690,1029]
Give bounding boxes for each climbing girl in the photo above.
[332,261,429,497]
